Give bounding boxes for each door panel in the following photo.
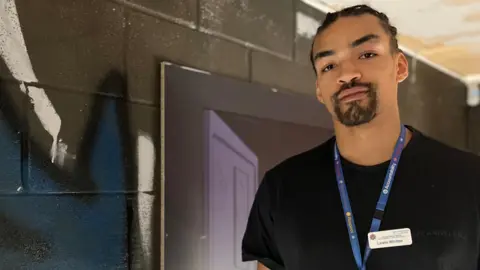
[206,110,257,270]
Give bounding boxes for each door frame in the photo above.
[160,61,333,270]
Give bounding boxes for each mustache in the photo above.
[334,81,373,99]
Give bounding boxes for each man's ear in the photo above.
[396,52,409,83]
[316,80,325,104]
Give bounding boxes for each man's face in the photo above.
[312,14,408,127]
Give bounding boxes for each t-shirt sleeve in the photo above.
[242,171,284,269]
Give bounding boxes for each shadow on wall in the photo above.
[0,1,159,269]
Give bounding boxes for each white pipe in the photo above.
[465,77,480,107]
[466,83,479,107]
[464,75,480,83]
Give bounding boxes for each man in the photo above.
[242,4,480,270]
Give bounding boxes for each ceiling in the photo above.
[300,0,480,86]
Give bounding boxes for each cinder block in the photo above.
[251,50,316,96]
[126,11,249,104]
[0,81,24,192]
[468,105,480,154]
[0,194,158,269]
[2,0,125,93]
[128,0,197,23]
[398,56,467,150]
[199,0,294,58]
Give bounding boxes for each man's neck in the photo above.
[334,112,412,166]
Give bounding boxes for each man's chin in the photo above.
[339,103,369,115]
[341,116,376,127]
[336,109,377,127]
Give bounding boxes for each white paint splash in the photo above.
[137,130,155,191]
[137,194,154,269]
[296,11,321,39]
[0,0,35,82]
[136,130,156,268]
[23,85,64,163]
[0,0,65,165]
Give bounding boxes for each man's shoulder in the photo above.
[415,130,480,171]
[267,136,335,176]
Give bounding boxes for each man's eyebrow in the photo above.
[312,50,334,62]
[312,34,380,63]
[351,34,380,48]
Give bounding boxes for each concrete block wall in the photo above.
[0,0,475,269]
[123,0,470,149]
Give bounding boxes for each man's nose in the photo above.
[337,64,361,84]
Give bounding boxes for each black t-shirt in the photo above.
[242,127,480,270]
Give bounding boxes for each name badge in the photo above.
[368,228,413,249]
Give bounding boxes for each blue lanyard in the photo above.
[333,125,406,270]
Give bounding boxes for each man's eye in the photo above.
[360,52,377,59]
[322,64,335,73]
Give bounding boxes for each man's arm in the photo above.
[242,171,284,269]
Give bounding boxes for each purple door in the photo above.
[205,110,257,270]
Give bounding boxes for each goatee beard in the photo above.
[332,81,378,127]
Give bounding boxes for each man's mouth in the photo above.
[337,86,369,102]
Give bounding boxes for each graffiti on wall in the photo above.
[0,0,158,269]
